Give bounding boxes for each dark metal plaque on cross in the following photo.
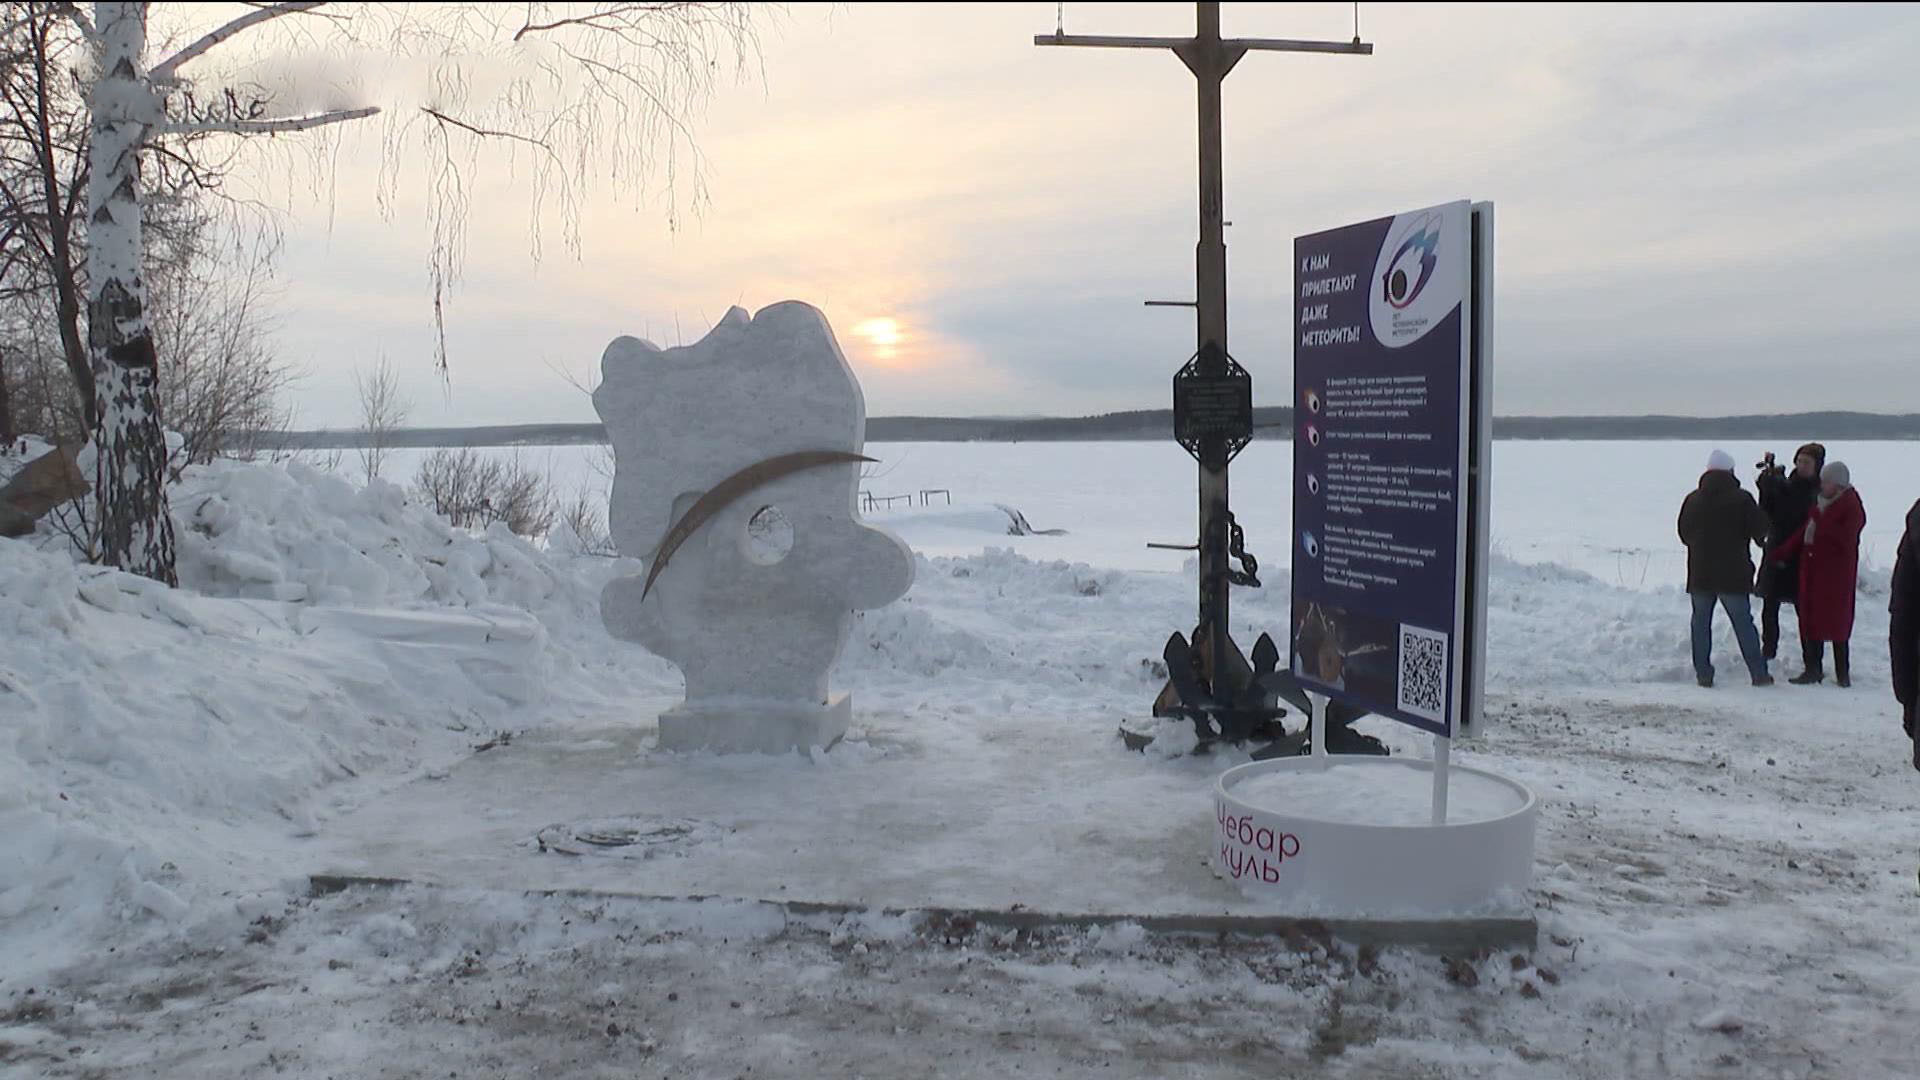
[1172,348,1252,462]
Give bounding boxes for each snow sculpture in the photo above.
[595,302,914,753]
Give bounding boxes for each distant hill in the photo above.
[276,410,1919,450]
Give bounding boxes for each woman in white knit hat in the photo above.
[1770,460,1865,686]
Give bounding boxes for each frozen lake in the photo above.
[369,439,1916,591]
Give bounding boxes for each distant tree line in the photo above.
[270,409,1920,451]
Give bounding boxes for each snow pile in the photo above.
[0,536,517,973]
[171,459,599,618]
[1482,552,1699,687]
[0,458,671,979]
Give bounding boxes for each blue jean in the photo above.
[1691,591,1768,682]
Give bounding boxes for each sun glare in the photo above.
[853,317,902,349]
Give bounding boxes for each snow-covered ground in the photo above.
[3,440,1917,1078]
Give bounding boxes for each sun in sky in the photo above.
[851,316,904,363]
[853,317,901,348]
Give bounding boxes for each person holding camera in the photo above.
[1889,496,1920,769]
[1679,450,1773,688]
[1770,460,1865,686]
[1755,443,1825,660]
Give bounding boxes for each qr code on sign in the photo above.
[1396,624,1449,722]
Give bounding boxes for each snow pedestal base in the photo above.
[1213,757,1538,915]
[657,693,851,755]
[313,711,1536,951]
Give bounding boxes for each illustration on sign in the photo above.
[1291,200,1491,737]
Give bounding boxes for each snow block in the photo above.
[134,880,191,921]
[297,606,547,705]
[658,693,852,755]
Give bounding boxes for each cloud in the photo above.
[251,2,1920,426]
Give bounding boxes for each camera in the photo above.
[1755,451,1781,475]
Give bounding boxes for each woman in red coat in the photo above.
[1771,461,1865,686]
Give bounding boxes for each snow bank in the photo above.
[173,460,590,614]
[1483,552,1699,687]
[843,544,1742,703]
[0,458,672,979]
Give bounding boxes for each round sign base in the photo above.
[1213,756,1537,915]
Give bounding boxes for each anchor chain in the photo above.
[1225,511,1260,588]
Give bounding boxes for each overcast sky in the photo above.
[229,2,1920,428]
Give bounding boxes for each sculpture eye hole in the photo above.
[745,505,794,565]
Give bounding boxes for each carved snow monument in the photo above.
[595,302,914,754]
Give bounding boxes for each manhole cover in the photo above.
[531,816,723,859]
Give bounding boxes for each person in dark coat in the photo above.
[1889,497,1920,770]
[1771,461,1865,686]
[1678,449,1773,687]
[1755,442,1825,659]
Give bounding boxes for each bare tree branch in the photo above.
[5,4,97,44]
[150,2,329,85]
[513,3,684,41]
[0,11,35,42]
[164,105,377,136]
[421,106,554,154]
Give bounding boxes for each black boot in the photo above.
[1790,638,1825,685]
[1834,641,1850,688]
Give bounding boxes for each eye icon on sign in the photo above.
[1302,388,1323,415]
[1301,531,1319,559]
[1306,425,1322,448]
[1307,474,1320,496]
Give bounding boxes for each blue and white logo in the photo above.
[1381,217,1440,309]
[1368,204,1466,350]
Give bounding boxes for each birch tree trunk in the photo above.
[0,343,15,446]
[87,1,174,584]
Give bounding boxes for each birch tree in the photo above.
[24,1,756,584]
[352,354,405,486]
[77,2,373,582]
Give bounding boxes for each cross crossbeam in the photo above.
[1035,3,1371,724]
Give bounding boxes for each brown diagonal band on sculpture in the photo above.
[640,450,876,601]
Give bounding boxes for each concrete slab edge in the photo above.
[308,873,1537,954]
